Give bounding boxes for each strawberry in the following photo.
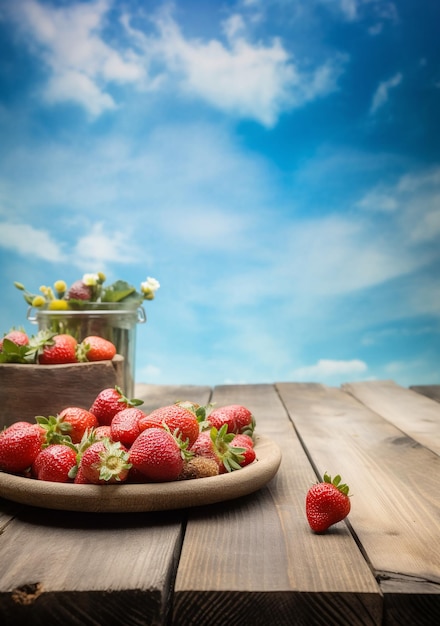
[0,422,44,474]
[129,427,188,482]
[0,330,29,351]
[230,434,256,467]
[190,425,246,473]
[179,456,220,480]
[78,336,117,362]
[89,386,144,426]
[32,444,77,483]
[207,405,255,436]
[306,473,351,533]
[0,331,33,363]
[110,407,145,447]
[79,439,131,484]
[140,404,200,447]
[38,334,78,365]
[57,407,99,444]
[93,425,112,440]
[65,279,93,301]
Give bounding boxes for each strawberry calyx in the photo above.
[210,424,246,472]
[114,385,144,408]
[323,472,350,496]
[95,438,132,482]
[35,415,76,448]
[162,423,194,462]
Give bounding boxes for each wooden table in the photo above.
[0,380,439,625]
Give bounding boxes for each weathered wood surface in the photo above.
[0,385,211,626]
[0,356,124,427]
[173,384,382,626]
[342,380,440,456]
[0,381,439,625]
[277,382,440,626]
[410,384,440,404]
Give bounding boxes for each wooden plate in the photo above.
[0,435,281,513]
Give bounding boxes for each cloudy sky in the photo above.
[1,0,439,388]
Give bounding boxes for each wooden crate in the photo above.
[0,355,124,427]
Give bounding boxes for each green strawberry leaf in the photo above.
[101,280,141,304]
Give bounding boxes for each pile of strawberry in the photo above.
[0,328,116,365]
[0,387,257,485]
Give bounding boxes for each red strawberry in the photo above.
[74,465,92,484]
[207,405,255,436]
[190,425,246,473]
[129,427,187,482]
[306,473,351,533]
[0,423,43,474]
[0,330,29,351]
[93,425,112,440]
[79,336,117,362]
[110,407,145,447]
[32,444,77,482]
[140,404,200,447]
[79,439,131,484]
[230,434,256,467]
[38,334,78,364]
[66,279,93,301]
[89,386,143,426]
[57,407,99,443]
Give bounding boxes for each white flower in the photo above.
[141,277,160,294]
[82,273,100,286]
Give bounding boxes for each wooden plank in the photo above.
[0,507,182,626]
[173,384,382,625]
[410,385,440,404]
[276,382,440,626]
[0,385,213,626]
[0,356,124,427]
[134,383,212,413]
[342,380,440,456]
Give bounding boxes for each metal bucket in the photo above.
[28,303,146,398]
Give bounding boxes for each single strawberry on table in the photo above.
[89,386,144,426]
[305,473,351,533]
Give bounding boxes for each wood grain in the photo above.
[173,384,381,625]
[0,356,124,427]
[276,382,440,626]
[342,380,440,455]
[0,507,183,626]
[410,384,440,404]
[0,384,212,626]
[134,383,212,413]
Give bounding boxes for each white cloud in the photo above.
[9,0,144,116]
[147,11,345,127]
[72,222,141,270]
[45,70,117,117]
[6,0,345,125]
[291,359,368,380]
[0,222,64,262]
[370,72,402,114]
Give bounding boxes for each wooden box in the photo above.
[0,355,124,428]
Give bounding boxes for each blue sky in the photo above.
[1,0,439,388]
